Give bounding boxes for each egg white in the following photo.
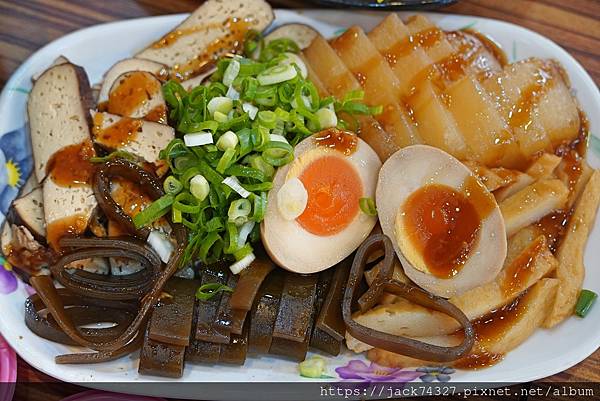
[376,145,507,298]
[261,134,381,274]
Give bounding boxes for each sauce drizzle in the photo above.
[46,214,89,251]
[314,128,358,155]
[93,113,142,149]
[107,71,161,117]
[46,140,96,187]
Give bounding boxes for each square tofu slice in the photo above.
[330,26,421,147]
[92,111,174,164]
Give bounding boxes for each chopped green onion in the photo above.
[163,176,183,195]
[299,356,326,378]
[229,252,255,274]
[282,52,307,79]
[262,141,294,166]
[184,131,213,147]
[216,147,236,174]
[252,192,268,221]
[237,221,256,248]
[222,176,251,198]
[189,175,210,201]
[223,59,240,86]
[173,192,201,214]
[90,150,136,163]
[242,102,258,120]
[257,64,297,86]
[233,242,253,261]
[132,194,174,229]
[359,197,377,216]
[228,198,252,226]
[158,42,378,265]
[575,289,597,317]
[214,110,229,123]
[207,96,233,116]
[316,107,338,129]
[172,207,182,223]
[216,130,239,151]
[248,155,275,179]
[195,282,233,301]
[224,222,239,254]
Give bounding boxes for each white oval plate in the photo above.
[0,8,599,400]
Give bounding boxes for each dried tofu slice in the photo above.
[136,0,274,81]
[330,26,421,147]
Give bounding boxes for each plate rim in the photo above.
[0,8,599,395]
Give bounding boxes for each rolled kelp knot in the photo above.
[51,237,162,300]
[93,158,164,240]
[342,233,475,362]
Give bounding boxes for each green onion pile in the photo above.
[134,35,379,273]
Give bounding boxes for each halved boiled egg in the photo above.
[262,129,381,274]
[376,145,507,298]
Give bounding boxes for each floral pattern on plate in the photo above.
[0,125,32,219]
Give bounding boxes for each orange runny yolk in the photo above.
[296,155,362,236]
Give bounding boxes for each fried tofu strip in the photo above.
[544,170,600,327]
[500,179,569,236]
[526,153,562,179]
[367,278,558,368]
[346,235,557,352]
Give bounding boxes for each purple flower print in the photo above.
[336,360,421,383]
[416,366,455,382]
[0,256,17,294]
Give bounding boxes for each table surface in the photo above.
[1,0,599,399]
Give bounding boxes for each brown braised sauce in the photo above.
[46,140,95,187]
[144,105,168,124]
[46,214,89,251]
[384,27,443,62]
[535,210,569,253]
[111,178,152,218]
[508,65,554,130]
[93,112,142,149]
[501,236,545,296]
[472,294,525,346]
[403,184,481,278]
[107,71,161,117]
[4,244,55,275]
[166,18,251,81]
[314,128,358,155]
[454,352,503,370]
